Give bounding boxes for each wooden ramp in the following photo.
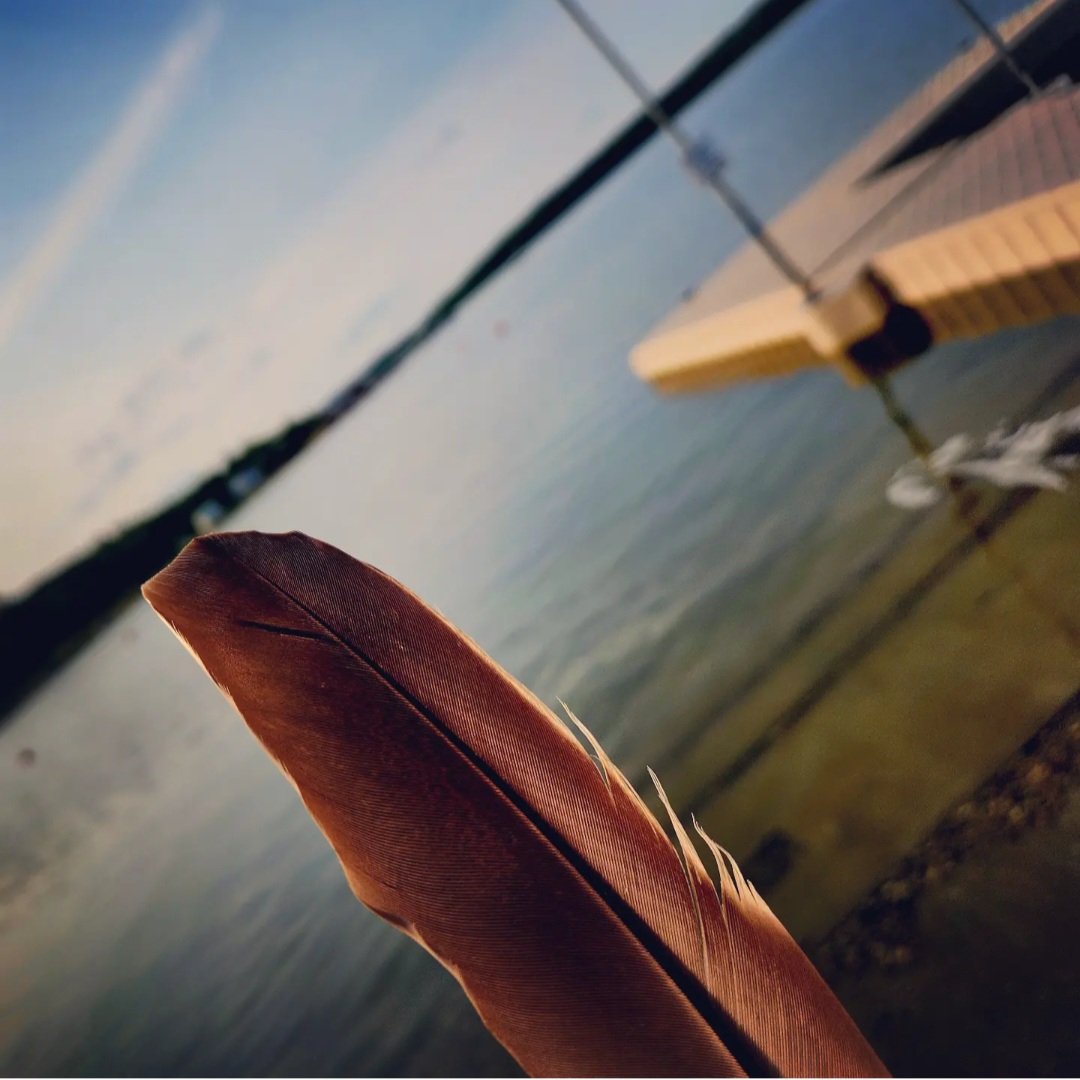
[633,84,1080,392]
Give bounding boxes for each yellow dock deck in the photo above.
[633,67,1080,392]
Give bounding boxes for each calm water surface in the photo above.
[3,0,1076,1074]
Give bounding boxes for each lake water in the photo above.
[3,0,1078,1074]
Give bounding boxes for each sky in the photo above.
[0,0,763,594]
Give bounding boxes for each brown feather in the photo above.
[142,530,887,1078]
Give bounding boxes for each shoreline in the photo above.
[0,0,814,724]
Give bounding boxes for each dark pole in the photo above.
[950,0,1041,97]
[553,0,818,301]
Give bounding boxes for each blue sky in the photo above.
[0,0,758,591]
[0,0,1034,592]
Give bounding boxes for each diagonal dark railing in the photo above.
[414,0,817,338]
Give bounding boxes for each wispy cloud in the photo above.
[0,0,741,591]
[0,7,221,357]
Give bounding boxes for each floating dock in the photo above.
[632,0,1080,392]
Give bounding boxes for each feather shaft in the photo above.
[143,531,886,1078]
